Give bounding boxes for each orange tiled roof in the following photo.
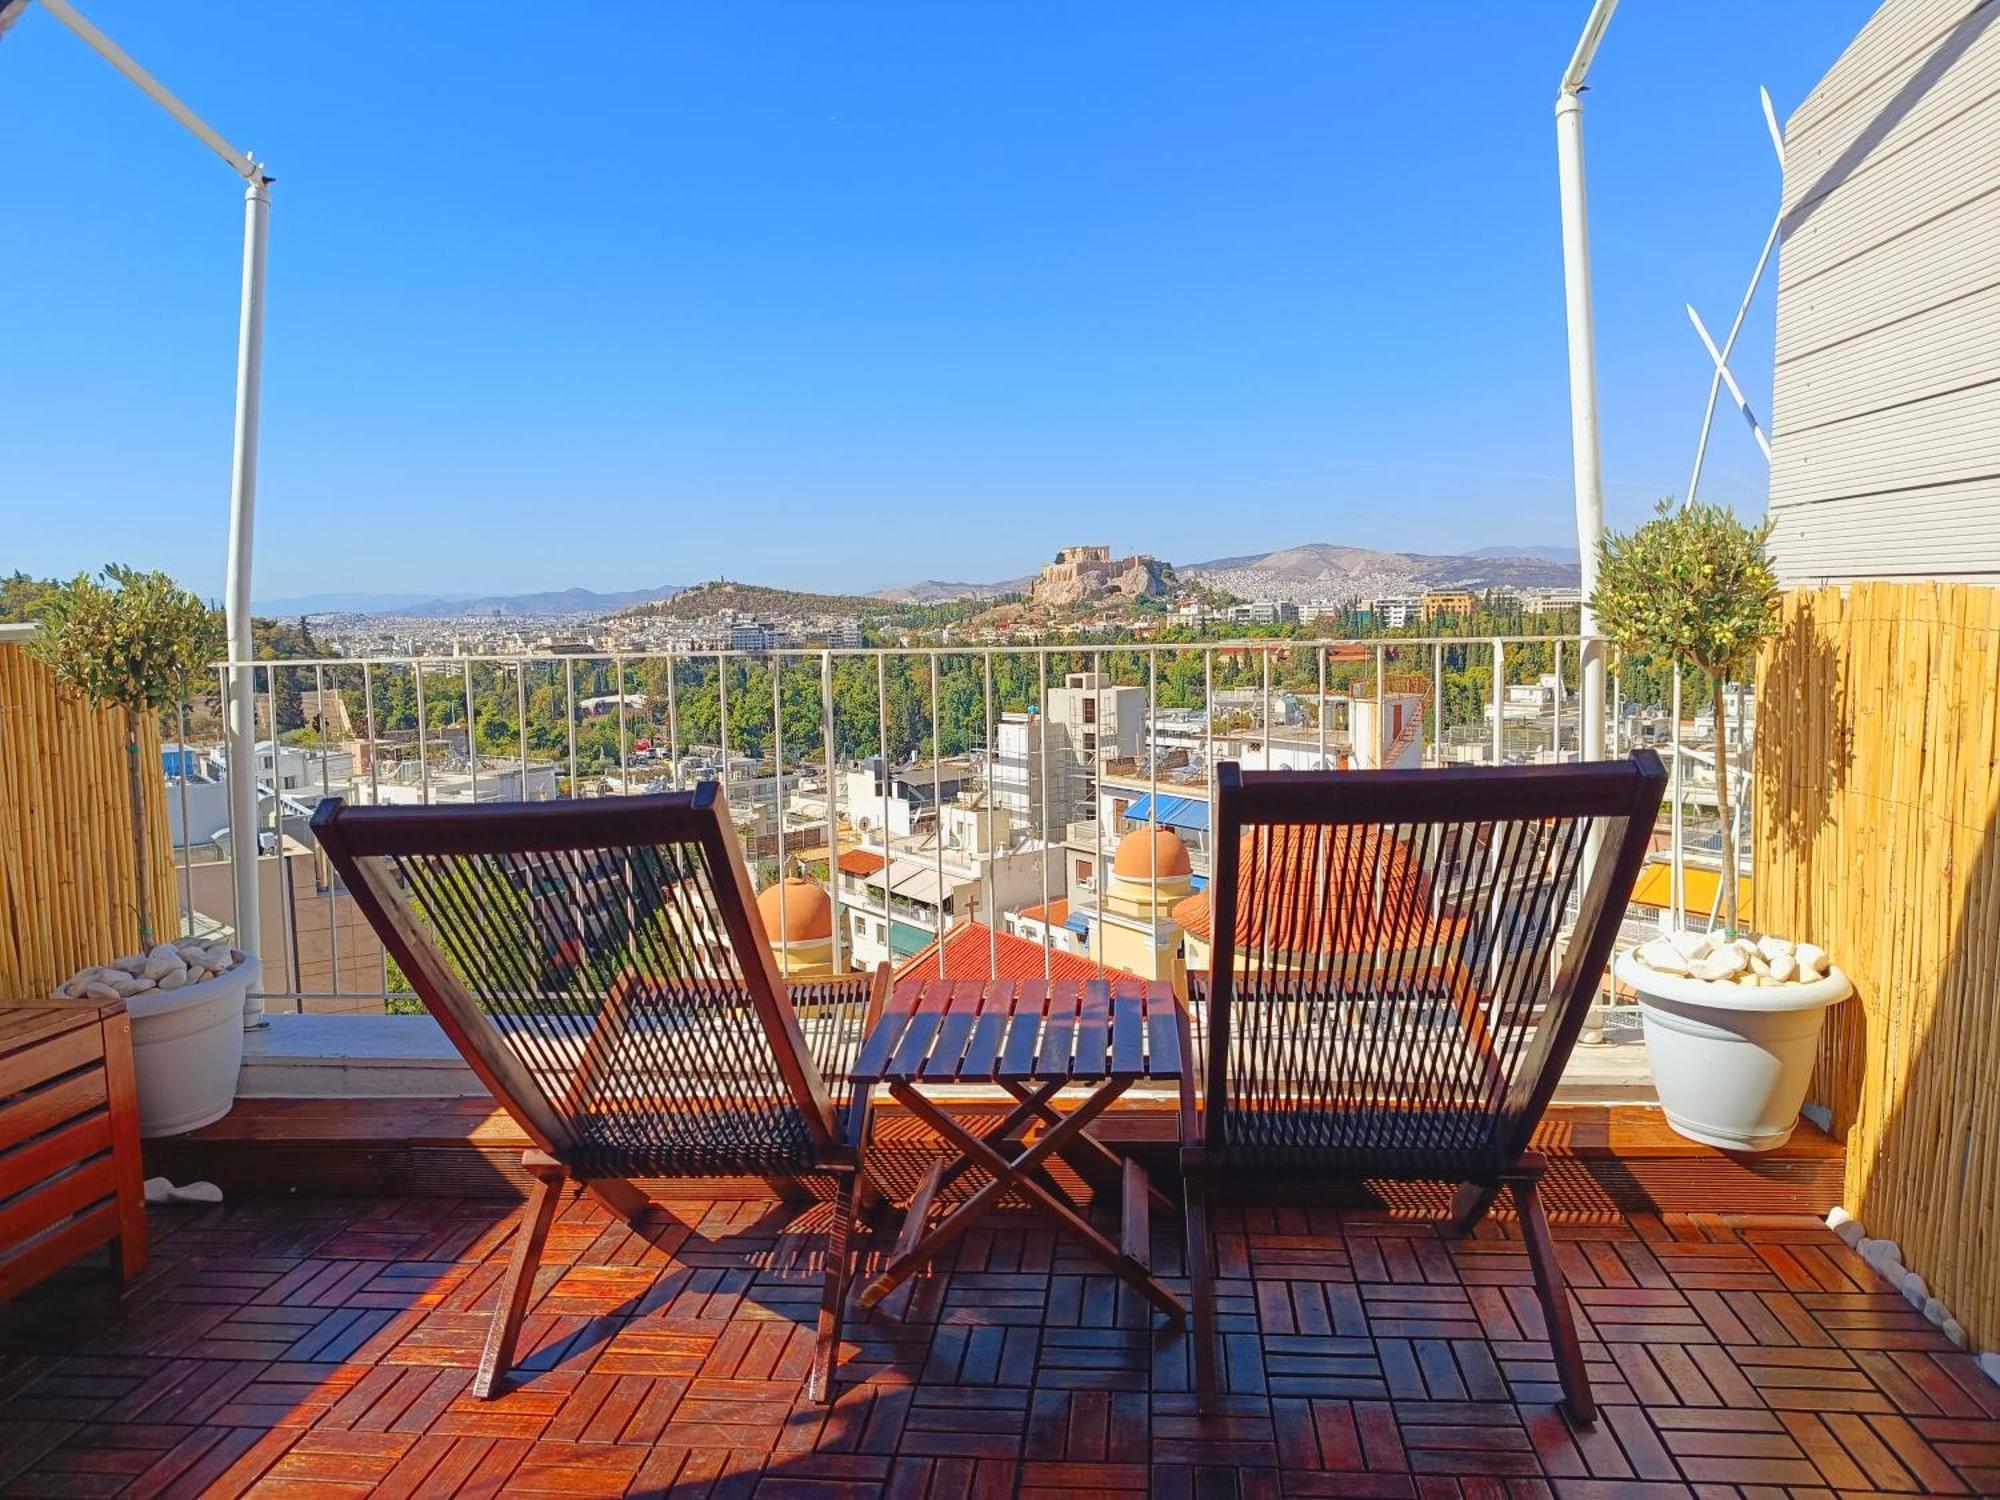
[1016,898,1069,926]
[836,849,886,876]
[1171,823,1463,954]
[895,922,1124,985]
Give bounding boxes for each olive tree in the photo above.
[1591,500,1779,934]
[33,567,223,950]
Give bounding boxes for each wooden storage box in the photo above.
[0,999,147,1298]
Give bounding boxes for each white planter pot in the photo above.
[125,951,257,1137]
[1616,951,1850,1152]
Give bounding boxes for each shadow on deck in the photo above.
[0,1182,1994,1497]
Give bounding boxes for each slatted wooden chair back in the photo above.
[311,783,845,1178]
[1200,753,1666,1183]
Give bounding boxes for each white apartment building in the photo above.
[1766,0,2000,585]
[1214,691,1424,773]
[1297,600,1353,623]
[837,807,1065,969]
[838,757,975,839]
[1044,671,1145,768]
[1516,587,1581,615]
[1224,600,1300,626]
[1004,897,1086,957]
[251,739,357,794]
[725,619,785,653]
[989,711,1064,839]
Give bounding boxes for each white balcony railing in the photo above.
[160,635,1739,1019]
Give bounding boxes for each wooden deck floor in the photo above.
[0,1192,1995,1498]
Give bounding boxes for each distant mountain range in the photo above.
[264,541,1578,621]
[871,543,1580,606]
[255,584,682,619]
[1183,542,1578,600]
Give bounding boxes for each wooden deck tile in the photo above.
[0,1193,1994,1496]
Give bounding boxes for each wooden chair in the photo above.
[311,783,889,1402]
[1182,753,1667,1423]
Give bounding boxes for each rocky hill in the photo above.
[1028,546,1176,609]
[615,579,880,621]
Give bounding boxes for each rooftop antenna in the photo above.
[1686,304,1773,461]
[1556,0,1619,769]
[3,0,272,1026]
[1684,87,1787,503]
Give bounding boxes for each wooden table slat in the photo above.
[997,979,1048,1081]
[1110,981,1146,1078]
[1033,984,1080,1080]
[1146,984,1182,1079]
[851,979,922,1084]
[882,981,954,1082]
[919,981,985,1081]
[1073,979,1112,1078]
[957,981,1014,1081]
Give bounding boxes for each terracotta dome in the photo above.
[757,878,834,944]
[1171,823,1452,952]
[1113,825,1192,881]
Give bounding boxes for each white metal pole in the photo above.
[27,0,274,1020]
[33,0,259,176]
[226,173,271,1025]
[1557,0,1618,767]
[1670,667,1685,929]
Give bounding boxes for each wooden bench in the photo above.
[0,999,148,1299]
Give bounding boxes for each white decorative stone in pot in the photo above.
[60,949,257,1136]
[1615,944,1851,1152]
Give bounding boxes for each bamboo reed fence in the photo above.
[1754,581,2000,1353]
[0,638,180,1000]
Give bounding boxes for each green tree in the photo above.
[1591,499,1779,933]
[0,572,59,624]
[32,567,224,948]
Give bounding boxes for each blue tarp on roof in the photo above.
[1124,793,1210,832]
[1064,911,1092,936]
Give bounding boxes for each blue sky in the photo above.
[1,2,1873,601]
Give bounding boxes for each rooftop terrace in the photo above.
[6,3,2000,1478]
[3,1189,1994,1497]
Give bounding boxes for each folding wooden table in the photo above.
[852,976,1188,1319]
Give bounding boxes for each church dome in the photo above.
[1113,825,1192,881]
[757,878,834,944]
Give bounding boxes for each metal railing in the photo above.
[157,634,1737,1018]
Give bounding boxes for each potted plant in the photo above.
[1593,501,1849,1151]
[35,567,259,1136]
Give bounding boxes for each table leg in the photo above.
[997,1078,1175,1209]
[931,1078,1063,1195]
[861,1080,1185,1320]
